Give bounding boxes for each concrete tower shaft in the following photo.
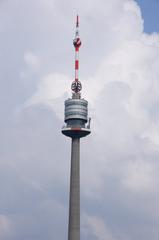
[68,138,80,240]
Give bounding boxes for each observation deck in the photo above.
[62,93,91,138]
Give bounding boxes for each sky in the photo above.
[136,0,159,33]
[0,0,159,239]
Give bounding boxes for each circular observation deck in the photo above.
[64,98,88,123]
[62,97,91,138]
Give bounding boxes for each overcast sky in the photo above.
[1,0,159,239]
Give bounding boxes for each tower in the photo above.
[62,15,91,240]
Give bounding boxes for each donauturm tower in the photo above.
[62,15,91,240]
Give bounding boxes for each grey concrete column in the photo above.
[68,138,80,240]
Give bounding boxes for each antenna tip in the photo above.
[76,14,79,27]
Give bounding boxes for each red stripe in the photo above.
[75,60,79,70]
[71,127,81,131]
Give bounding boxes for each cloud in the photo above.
[1,0,159,239]
[0,215,12,237]
[24,52,41,72]
[82,214,115,240]
[122,158,158,193]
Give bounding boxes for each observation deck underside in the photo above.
[62,127,91,138]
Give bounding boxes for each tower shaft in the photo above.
[68,138,80,240]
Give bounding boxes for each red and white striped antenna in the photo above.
[71,15,82,93]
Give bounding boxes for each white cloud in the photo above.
[25,73,70,119]
[27,73,69,103]
[122,158,158,193]
[1,0,159,239]
[0,215,12,237]
[23,0,159,231]
[82,214,115,240]
[24,52,41,72]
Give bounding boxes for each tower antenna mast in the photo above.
[71,15,82,94]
